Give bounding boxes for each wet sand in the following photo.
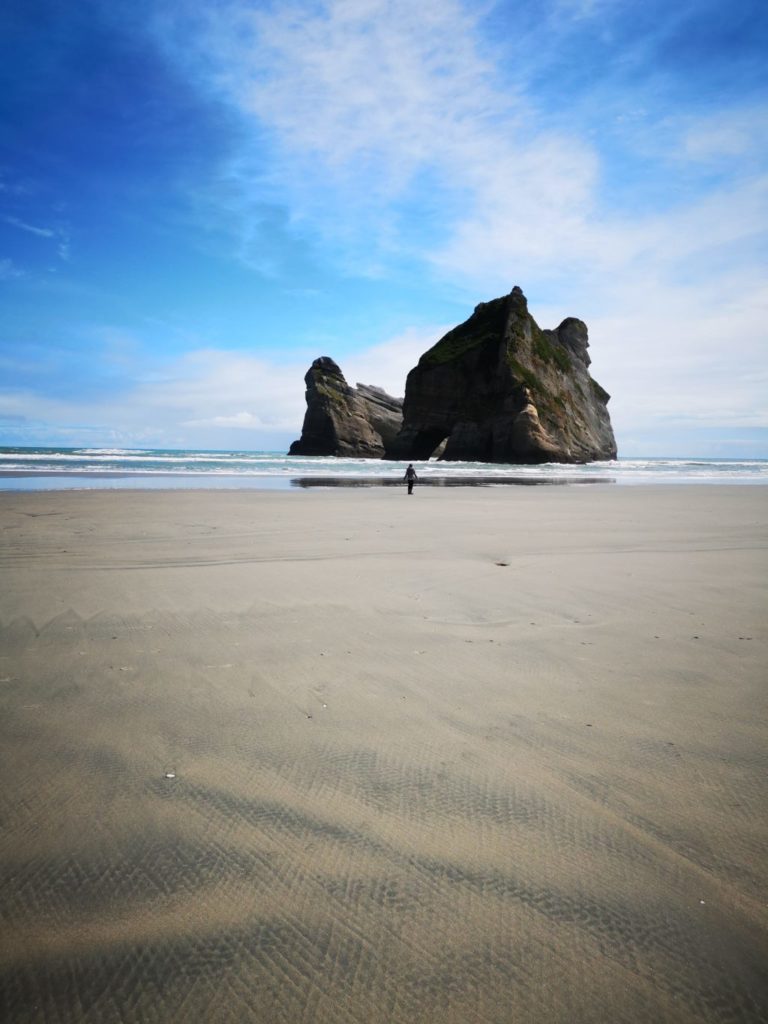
[1,485,766,1023]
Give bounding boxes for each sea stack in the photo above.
[385,286,617,464]
[288,357,403,458]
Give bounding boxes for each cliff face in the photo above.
[288,357,403,458]
[385,287,616,464]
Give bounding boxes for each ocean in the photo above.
[0,447,766,489]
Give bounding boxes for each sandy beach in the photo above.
[0,484,766,1024]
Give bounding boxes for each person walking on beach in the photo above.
[404,463,417,495]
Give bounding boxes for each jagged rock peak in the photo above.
[288,357,403,458]
[385,286,616,465]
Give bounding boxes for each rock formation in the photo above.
[385,287,616,464]
[288,357,403,457]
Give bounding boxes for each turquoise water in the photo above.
[1,447,766,489]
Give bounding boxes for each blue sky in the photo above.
[1,0,766,456]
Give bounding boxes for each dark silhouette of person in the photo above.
[404,463,417,495]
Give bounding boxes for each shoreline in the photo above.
[2,451,767,492]
[2,470,767,491]
[0,469,616,489]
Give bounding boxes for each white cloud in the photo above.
[1,348,298,447]
[184,411,274,429]
[343,324,448,397]
[184,1,766,292]
[167,0,563,267]
[0,323,452,448]
[130,349,304,430]
[583,273,768,434]
[225,0,499,177]
[679,104,768,163]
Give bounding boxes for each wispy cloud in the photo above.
[0,257,23,280]
[184,410,266,428]
[160,0,542,268]
[552,0,614,20]
[342,325,448,397]
[4,215,71,263]
[679,105,768,164]
[5,216,56,239]
[165,1,766,289]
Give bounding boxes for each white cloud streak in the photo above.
[5,216,56,239]
[4,216,71,263]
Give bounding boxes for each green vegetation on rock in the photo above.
[315,381,347,405]
[507,356,541,393]
[419,299,508,367]
[533,331,572,372]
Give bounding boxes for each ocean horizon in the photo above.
[1,446,766,490]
